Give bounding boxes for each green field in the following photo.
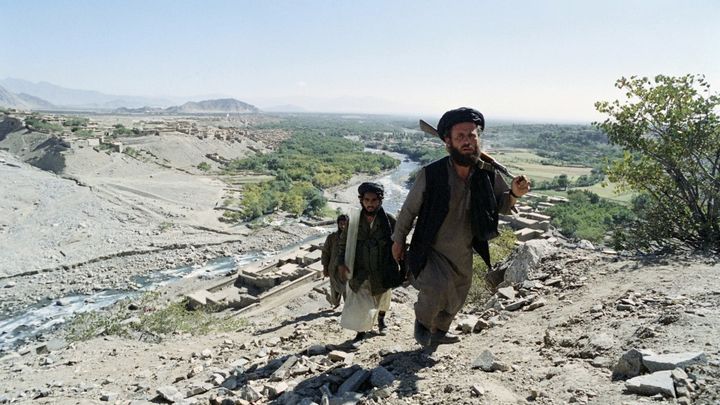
[492,148,593,182]
[490,148,636,204]
[535,182,635,204]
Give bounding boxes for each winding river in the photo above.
[0,153,421,351]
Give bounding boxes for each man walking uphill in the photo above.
[321,214,349,308]
[338,182,402,341]
[391,107,530,346]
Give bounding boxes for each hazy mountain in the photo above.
[166,98,259,114]
[0,85,55,110]
[0,85,26,108]
[112,99,259,115]
[16,93,55,109]
[0,78,174,108]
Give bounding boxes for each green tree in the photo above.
[594,75,720,251]
[557,173,569,190]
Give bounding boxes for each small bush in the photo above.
[74,129,95,138]
[25,116,63,133]
[113,124,136,137]
[123,147,140,158]
[546,189,633,243]
[63,117,89,127]
[466,228,517,305]
[66,294,246,342]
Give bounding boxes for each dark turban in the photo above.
[336,214,348,224]
[358,182,384,199]
[436,107,485,139]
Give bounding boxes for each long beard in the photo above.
[449,145,479,167]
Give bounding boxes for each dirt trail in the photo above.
[2,247,718,404]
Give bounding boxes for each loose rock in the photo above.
[643,352,707,372]
[625,370,676,398]
[369,366,395,388]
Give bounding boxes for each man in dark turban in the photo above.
[392,107,530,346]
[337,182,402,341]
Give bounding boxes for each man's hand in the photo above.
[338,264,350,282]
[392,241,405,263]
[511,175,531,198]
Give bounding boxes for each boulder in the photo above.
[643,352,707,372]
[263,382,288,399]
[156,386,185,403]
[270,355,298,381]
[455,316,479,334]
[306,344,327,356]
[496,287,516,300]
[369,366,395,388]
[625,370,675,398]
[473,319,491,333]
[471,350,510,372]
[337,369,370,395]
[502,240,556,284]
[613,348,655,380]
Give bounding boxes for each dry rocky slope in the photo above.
[1,241,718,404]
[0,117,310,316]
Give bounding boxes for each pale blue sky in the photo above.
[1,0,718,121]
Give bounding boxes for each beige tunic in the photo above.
[392,159,513,331]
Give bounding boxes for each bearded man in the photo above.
[338,182,401,341]
[391,107,530,346]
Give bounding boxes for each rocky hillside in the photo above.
[1,241,718,404]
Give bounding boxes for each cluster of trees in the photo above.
[533,168,605,191]
[25,115,63,133]
[545,190,634,245]
[488,124,622,167]
[226,131,399,220]
[112,123,138,137]
[595,74,720,252]
[231,179,326,220]
[62,117,89,128]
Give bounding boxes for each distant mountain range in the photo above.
[0,78,174,109]
[0,77,427,116]
[0,78,259,114]
[114,98,259,114]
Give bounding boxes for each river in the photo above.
[0,153,421,351]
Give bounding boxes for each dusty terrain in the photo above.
[1,113,718,404]
[0,116,323,321]
[1,244,718,404]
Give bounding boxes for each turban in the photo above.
[358,182,384,199]
[436,107,485,139]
